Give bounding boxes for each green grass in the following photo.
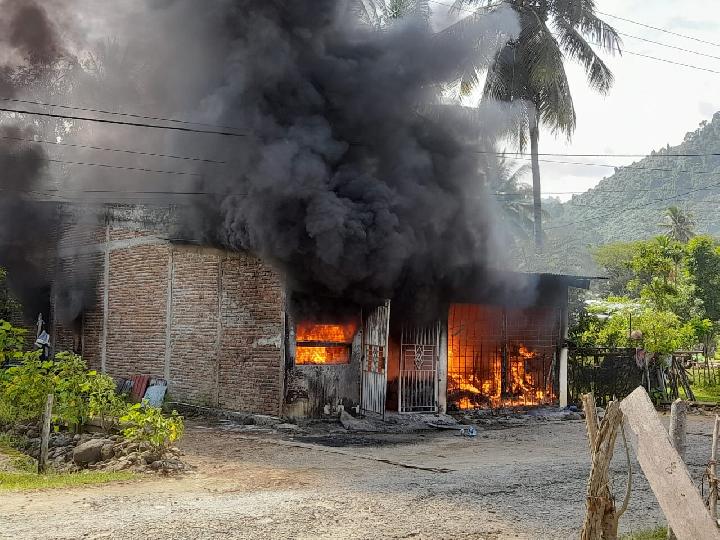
[688,383,720,403]
[0,432,134,491]
[0,433,34,472]
[621,527,666,540]
[0,470,134,491]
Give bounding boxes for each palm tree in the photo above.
[492,157,538,239]
[660,206,696,243]
[451,0,622,249]
[352,0,431,29]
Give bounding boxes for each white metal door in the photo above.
[361,300,390,416]
[399,322,440,413]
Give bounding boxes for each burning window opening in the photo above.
[295,321,358,366]
[447,304,557,409]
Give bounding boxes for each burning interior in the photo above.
[447,304,560,409]
[295,320,359,365]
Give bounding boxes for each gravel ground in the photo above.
[1,413,716,539]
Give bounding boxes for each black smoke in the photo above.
[1,0,524,322]
[185,1,520,317]
[0,0,69,319]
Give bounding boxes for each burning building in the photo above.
[1,3,599,418]
[48,206,595,418]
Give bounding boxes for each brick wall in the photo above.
[217,255,285,415]
[168,248,221,405]
[51,216,286,415]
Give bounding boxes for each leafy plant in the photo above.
[120,403,184,452]
[0,320,27,366]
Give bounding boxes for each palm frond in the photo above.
[555,17,613,94]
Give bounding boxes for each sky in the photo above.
[439,0,720,201]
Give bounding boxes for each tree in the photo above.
[492,157,537,239]
[452,0,621,249]
[352,0,431,29]
[686,236,720,321]
[660,206,696,243]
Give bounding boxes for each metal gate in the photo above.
[361,300,390,416]
[399,322,440,413]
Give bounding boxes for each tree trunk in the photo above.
[529,121,543,250]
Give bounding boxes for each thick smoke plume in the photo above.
[0,0,525,322]
[191,1,522,316]
[0,0,68,318]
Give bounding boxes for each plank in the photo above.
[620,387,720,540]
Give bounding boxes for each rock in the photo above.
[110,435,121,442]
[140,450,159,463]
[150,460,163,470]
[73,434,81,442]
[340,410,378,433]
[50,434,72,448]
[100,443,115,461]
[275,423,302,432]
[126,451,140,464]
[73,438,111,466]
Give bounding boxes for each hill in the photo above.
[523,112,720,275]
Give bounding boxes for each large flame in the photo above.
[296,321,358,365]
[447,304,554,409]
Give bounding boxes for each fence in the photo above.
[568,348,642,406]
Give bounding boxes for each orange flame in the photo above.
[296,321,358,365]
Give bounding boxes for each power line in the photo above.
[485,150,720,159]
[596,10,720,49]
[0,134,225,164]
[0,106,247,138]
[618,48,720,75]
[546,177,720,230]
[2,152,201,177]
[0,97,244,134]
[505,154,720,175]
[617,31,720,62]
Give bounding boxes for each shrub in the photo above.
[120,403,184,451]
[2,350,126,432]
[0,320,27,366]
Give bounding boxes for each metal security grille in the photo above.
[361,300,391,416]
[399,323,440,413]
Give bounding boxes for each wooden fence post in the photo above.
[620,387,720,540]
[581,393,625,540]
[709,415,720,525]
[667,399,688,540]
[38,394,54,474]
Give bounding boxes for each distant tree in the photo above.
[452,0,621,249]
[352,0,431,29]
[686,236,720,321]
[0,267,21,322]
[592,241,644,296]
[492,158,538,239]
[660,206,696,243]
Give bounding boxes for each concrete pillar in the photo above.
[559,304,569,409]
[559,347,568,408]
[438,320,448,414]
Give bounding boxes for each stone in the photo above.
[73,438,111,466]
[100,444,115,461]
[340,410,379,433]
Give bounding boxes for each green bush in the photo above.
[120,403,184,451]
[0,320,27,366]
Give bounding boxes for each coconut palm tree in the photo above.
[451,0,622,249]
[352,0,431,29]
[492,157,538,239]
[660,206,696,243]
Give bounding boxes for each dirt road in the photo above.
[1,414,716,539]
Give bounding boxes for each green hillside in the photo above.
[524,112,720,275]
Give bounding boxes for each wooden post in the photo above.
[581,393,624,540]
[620,387,720,540]
[709,415,720,525]
[667,399,688,540]
[38,394,53,474]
